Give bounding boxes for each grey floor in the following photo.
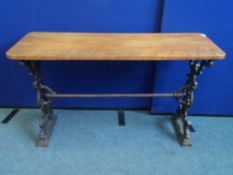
[0,108,233,175]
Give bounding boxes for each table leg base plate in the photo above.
[182,138,192,147]
[37,115,57,147]
[171,117,192,147]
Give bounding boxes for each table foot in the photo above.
[37,115,57,147]
[171,117,192,147]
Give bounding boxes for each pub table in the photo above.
[6,32,225,147]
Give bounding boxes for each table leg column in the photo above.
[21,61,57,147]
[172,60,213,147]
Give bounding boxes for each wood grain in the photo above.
[6,32,226,61]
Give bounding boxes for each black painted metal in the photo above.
[19,60,214,147]
[21,61,56,147]
[1,108,20,124]
[172,60,214,146]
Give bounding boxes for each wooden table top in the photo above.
[6,32,225,61]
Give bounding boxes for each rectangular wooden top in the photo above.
[6,32,225,61]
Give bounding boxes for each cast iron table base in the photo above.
[21,60,213,147]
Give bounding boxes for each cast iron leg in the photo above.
[172,60,213,147]
[21,61,57,147]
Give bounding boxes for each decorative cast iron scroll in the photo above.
[173,60,214,146]
[20,60,214,147]
[21,61,56,147]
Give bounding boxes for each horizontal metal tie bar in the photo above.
[46,93,183,98]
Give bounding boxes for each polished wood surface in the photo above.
[6,32,225,61]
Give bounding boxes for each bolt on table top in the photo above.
[6,32,225,61]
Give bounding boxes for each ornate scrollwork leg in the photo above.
[172,60,213,147]
[21,61,57,147]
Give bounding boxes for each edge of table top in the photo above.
[6,32,226,61]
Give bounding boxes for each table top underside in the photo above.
[6,32,225,61]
